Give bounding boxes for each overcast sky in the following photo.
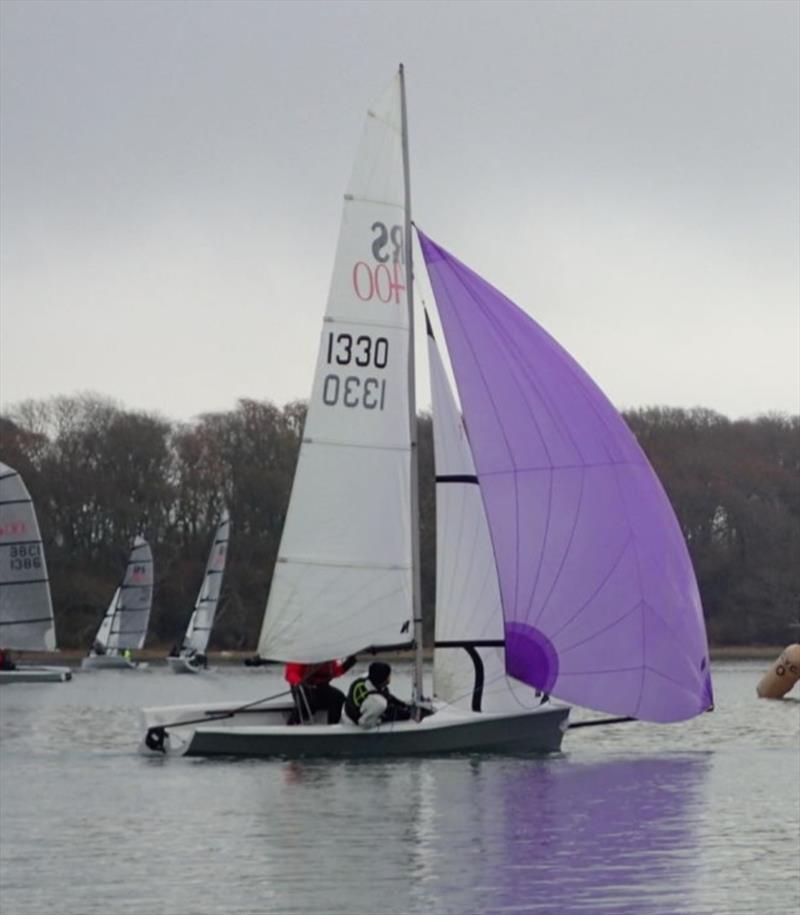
[1,0,797,424]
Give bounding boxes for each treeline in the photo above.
[0,396,797,650]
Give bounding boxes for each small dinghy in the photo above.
[82,537,153,670]
[140,67,712,758]
[0,462,71,684]
[166,510,230,674]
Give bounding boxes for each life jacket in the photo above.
[344,675,382,723]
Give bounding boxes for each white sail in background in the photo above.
[96,537,153,652]
[181,510,230,655]
[93,587,119,650]
[0,462,56,650]
[427,328,543,713]
[258,74,413,662]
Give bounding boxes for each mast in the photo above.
[399,63,425,704]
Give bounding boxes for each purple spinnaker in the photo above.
[419,230,713,722]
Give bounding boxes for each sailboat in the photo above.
[140,67,712,757]
[166,510,230,673]
[82,536,153,670]
[0,462,71,683]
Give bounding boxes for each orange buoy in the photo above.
[756,644,800,699]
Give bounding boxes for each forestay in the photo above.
[181,510,230,655]
[258,74,413,662]
[427,322,543,714]
[419,231,713,723]
[0,462,56,650]
[103,537,153,651]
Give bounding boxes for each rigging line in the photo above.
[568,716,635,730]
[144,684,304,752]
[478,457,638,475]
[531,466,587,628]
[556,600,642,654]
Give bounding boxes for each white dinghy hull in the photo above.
[141,702,569,758]
[0,665,72,684]
[166,655,204,675]
[81,655,146,671]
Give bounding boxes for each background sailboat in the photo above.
[82,536,153,670]
[0,462,71,683]
[167,510,230,673]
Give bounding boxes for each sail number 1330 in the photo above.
[322,332,389,411]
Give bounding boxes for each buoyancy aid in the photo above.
[344,675,382,723]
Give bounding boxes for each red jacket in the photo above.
[284,660,345,687]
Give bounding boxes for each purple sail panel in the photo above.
[419,230,713,722]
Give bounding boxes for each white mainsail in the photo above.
[93,587,119,650]
[258,74,413,662]
[95,537,153,652]
[427,325,543,713]
[180,510,230,655]
[0,462,56,650]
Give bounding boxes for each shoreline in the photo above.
[8,644,790,664]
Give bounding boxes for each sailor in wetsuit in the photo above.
[344,661,415,728]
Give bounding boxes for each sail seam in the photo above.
[302,438,410,452]
[323,315,408,331]
[276,557,410,571]
[0,577,50,587]
[0,616,53,625]
[548,537,634,640]
[532,467,587,626]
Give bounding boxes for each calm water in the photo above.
[1,661,798,915]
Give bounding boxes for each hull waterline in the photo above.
[166,655,204,675]
[0,665,72,684]
[81,655,146,671]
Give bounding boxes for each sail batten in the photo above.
[420,230,713,723]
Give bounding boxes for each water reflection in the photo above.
[239,754,710,915]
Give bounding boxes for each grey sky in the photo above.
[1,0,797,422]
